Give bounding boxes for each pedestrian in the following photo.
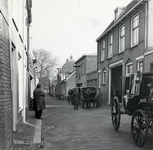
[85,89,91,109]
[33,87,37,118]
[33,84,46,119]
[95,88,103,108]
[72,88,80,110]
[70,89,74,104]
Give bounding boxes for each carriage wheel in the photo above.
[111,97,121,131]
[131,109,149,147]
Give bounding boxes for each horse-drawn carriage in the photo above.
[68,86,97,108]
[81,86,97,108]
[111,71,153,147]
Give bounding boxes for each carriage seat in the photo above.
[137,101,153,111]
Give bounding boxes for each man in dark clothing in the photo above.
[33,84,45,119]
[33,87,37,118]
[85,89,91,109]
[72,88,80,110]
[95,88,103,108]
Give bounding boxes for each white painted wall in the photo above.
[9,0,28,130]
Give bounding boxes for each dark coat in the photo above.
[72,91,80,106]
[84,90,91,101]
[95,92,103,105]
[34,88,46,111]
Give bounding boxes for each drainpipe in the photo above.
[26,0,32,122]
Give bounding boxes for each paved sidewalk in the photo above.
[11,110,43,150]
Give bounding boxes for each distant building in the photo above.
[96,0,153,104]
[54,55,75,97]
[49,76,57,96]
[74,54,97,87]
[65,70,76,94]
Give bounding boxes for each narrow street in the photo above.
[42,95,153,150]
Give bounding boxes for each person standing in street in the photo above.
[72,88,80,110]
[33,84,46,119]
[33,87,37,118]
[95,88,103,108]
[85,89,91,109]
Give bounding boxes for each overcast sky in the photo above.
[31,0,132,66]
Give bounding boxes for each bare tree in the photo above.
[32,49,59,88]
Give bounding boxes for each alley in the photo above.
[42,96,153,150]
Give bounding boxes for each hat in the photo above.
[37,84,41,88]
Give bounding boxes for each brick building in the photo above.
[96,0,153,104]
[0,1,12,149]
[74,54,97,87]
[0,0,32,149]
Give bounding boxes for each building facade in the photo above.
[86,70,97,87]
[0,0,32,149]
[65,70,76,96]
[74,54,97,87]
[96,0,153,104]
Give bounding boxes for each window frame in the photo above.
[131,13,139,47]
[98,70,101,88]
[102,70,107,84]
[126,62,133,75]
[119,24,125,53]
[101,40,105,61]
[108,34,113,58]
[137,59,143,72]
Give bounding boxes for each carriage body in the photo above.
[111,72,153,147]
[81,86,96,107]
[123,72,153,115]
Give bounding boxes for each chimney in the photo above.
[114,7,126,21]
[70,54,73,60]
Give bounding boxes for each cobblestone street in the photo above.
[42,96,153,150]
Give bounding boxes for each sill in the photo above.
[18,108,23,114]
[102,83,107,86]
[107,56,113,60]
[130,43,138,50]
[118,51,124,55]
[100,60,105,63]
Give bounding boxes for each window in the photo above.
[84,62,86,75]
[98,70,101,88]
[137,60,143,72]
[80,64,83,75]
[131,14,139,46]
[103,70,107,84]
[108,34,113,58]
[101,40,105,61]
[119,25,125,53]
[126,63,133,75]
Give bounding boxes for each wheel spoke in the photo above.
[111,98,120,131]
[131,110,148,147]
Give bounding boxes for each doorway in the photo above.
[109,64,123,104]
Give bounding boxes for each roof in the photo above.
[96,0,143,41]
[62,59,75,73]
[74,53,97,64]
[65,70,76,81]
